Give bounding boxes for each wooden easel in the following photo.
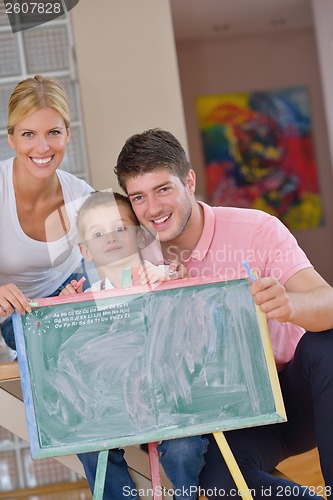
[92,434,254,500]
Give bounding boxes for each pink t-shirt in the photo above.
[184,202,312,370]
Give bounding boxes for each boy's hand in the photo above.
[168,260,188,280]
[139,261,167,285]
[59,280,83,296]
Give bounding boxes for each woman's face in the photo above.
[8,106,71,178]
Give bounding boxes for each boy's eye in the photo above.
[115,226,126,232]
[93,231,104,238]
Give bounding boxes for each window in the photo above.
[0,3,90,492]
[0,1,90,181]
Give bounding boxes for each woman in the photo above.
[0,75,146,500]
[0,75,93,351]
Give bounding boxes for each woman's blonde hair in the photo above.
[7,75,70,134]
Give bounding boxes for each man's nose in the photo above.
[146,196,163,217]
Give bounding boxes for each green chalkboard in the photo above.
[13,277,286,459]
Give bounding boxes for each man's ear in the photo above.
[186,169,196,195]
[79,243,93,262]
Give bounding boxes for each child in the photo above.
[61,191,208,500]
[61,190,182,294]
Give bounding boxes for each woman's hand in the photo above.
[0,284,31,316]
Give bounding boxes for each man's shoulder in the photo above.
[208,204,274,225]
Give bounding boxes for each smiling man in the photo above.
[114,128,333,500]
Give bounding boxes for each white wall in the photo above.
[312,0,333,174]
[70,0,188,191]
[176,28,333,283]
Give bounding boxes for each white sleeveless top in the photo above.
[0,157,93,299]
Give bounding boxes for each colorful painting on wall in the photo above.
[196,87,323,230]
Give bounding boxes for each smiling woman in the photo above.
[0,75,93,351]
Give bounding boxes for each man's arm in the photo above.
[250,267,333,331]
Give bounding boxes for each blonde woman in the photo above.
[0,75,92,349]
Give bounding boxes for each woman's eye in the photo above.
[22,131,33,137]
[49,130,60,136]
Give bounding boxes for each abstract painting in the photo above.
[196,87,323,230]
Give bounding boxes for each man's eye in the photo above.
[132,195,143,203]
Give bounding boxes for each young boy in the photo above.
[61,190,208,500]
[61,190,176,293]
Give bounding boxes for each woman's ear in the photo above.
[7,134,15,150]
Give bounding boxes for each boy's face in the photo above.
[80,203,139,266]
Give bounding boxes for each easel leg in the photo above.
[213,432,253,500]
[148,442,163,500]
[93,449,109,500]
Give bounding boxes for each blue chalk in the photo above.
[242,260,257,282]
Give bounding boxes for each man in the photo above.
[114,128,333,500]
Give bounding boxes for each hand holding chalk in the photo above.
[73,276,86,291]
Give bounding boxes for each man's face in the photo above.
[126,169,196,244]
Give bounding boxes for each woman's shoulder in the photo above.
[0,157,14,184]
[0,157,14,170]
[57,169,93,198]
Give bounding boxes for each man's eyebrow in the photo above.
[128,182,172,197]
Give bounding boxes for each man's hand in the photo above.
[250,277,293,323]
[250,268,333,331]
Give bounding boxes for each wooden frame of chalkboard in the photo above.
[13,276,286,460]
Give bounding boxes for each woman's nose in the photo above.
[37,136,50,153]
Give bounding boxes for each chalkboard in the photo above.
[13,277,286,460]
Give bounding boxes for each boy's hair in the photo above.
[77,191,139,242]
[114,128,191,192]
